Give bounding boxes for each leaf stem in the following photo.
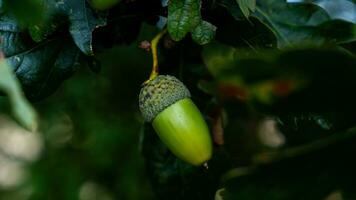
[144,28,167,84]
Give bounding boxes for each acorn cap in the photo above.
[139,75,191,122]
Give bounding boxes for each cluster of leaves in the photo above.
[0,0,355,200]
[0,0,160,101]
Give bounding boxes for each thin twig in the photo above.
[144,28,167,84]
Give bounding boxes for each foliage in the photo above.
[0,0,356,199]
[0,56,37,131]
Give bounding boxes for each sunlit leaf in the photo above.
[236,0,256,18]
[0,56,38,132]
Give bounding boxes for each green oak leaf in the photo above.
[223,0,356,47]
[66,0,107,55]
[236,0,256,18]
[253,0,356,47]
[287,0,356,23]
[28,1,64,43]
[9,38,81,101]
[219,0,245,20]
[7,0,107,55]
[191,21,217,45]
[168,0,202,41]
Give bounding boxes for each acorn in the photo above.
[139,75,213,166]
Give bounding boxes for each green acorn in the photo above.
[139,75,212,166]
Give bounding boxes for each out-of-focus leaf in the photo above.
[223,0,356,47]
[202,43,303,104]
[276,113,334,146]
[215,188,226,200]
[254,0,356,47]
[224,128,356,200]
[4,0,62,43]
[211,14,277,49]
[167,0,202,41]
[201,42,356,111]
[219,0,245,20]
[88,0,122,11]
[277,111,356,146]
[236,0,256,18]
[201,42,238,77]
[3,0,44,27]
[28,1,65,42]
[287,0,356,23]
[92,0,162,50]
[0,56,38,132]
[161,0,169,7]
[191,21,217,45]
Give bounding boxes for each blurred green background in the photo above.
[0,25,158,200]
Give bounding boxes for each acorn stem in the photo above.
[144,28,167,85]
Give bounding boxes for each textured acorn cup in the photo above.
[139,75,212,166]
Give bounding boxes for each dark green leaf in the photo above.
[3,0,44,27]
[7,38,80,101]
[191,21,217,45]
[201,42,250,77]
[219,0,245,20]
[168,0,202,41]
[254,0,356,47]
[287,0,356,23]
[28,1,65,42]
[66,0,107,55]
[276,113,334,146]
[10,0,107,55]
[236,0,256,18]
[223,0,356,47]
[218,0,244,20]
